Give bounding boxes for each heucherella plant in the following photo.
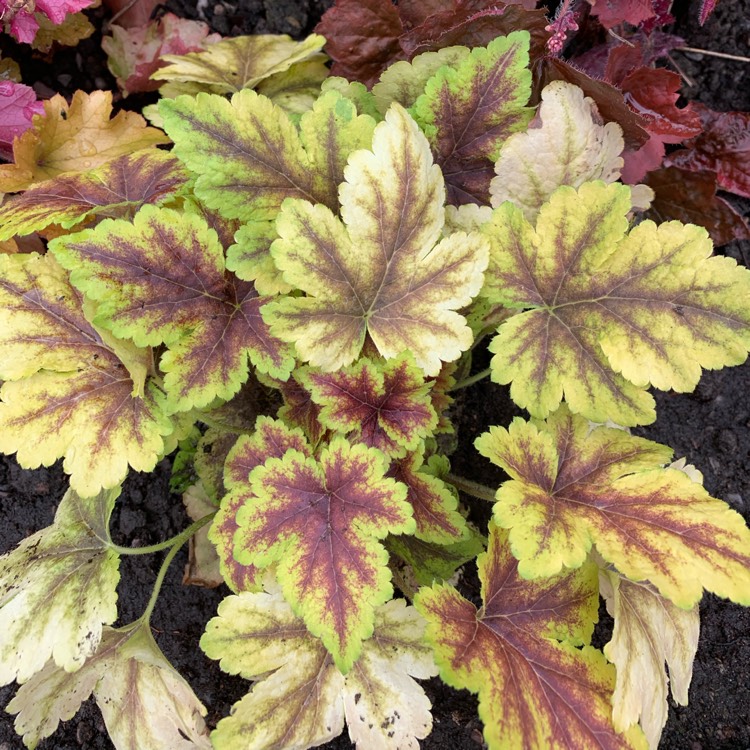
[0,29,749,750]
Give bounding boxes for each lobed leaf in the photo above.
[412,32,534,205]
[264,103,488,376]
[0,90,168,193]
[160,87,373,224]
[475,407,750,608]
[0,150,189,241]
[201,580,436,749]
[0,487,120,686]
[415,522,646,750]
[233,437,415,671]
[299,354,438,457]
[50,205,294,413]
[9,622,211,750]
[154,33,326,94]
[483,181,750,425]
[0,253,173,495]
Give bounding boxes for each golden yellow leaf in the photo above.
[0,90,168,192]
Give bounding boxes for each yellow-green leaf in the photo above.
[264,103,489,376]
[483,181,750,425]
[476,406,750,608]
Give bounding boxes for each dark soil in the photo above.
[0,1,749,749]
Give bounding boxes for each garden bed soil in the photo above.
[0,1,749,748]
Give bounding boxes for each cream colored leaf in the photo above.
[600,568,699,749]
[491,82,625,220]
[0,487,120,686]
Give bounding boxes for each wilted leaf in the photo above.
[300,354,438,457]
[0,150,189,241]
[103,13,220,96]
[0,487,120,686]
[412,32,533,204]
[50,205,295,413]
[667,103,750,198]
[483,181,750,425]
[0,80,43,161]
[415,522,646,750]
[264,103,488,376]
[160,88,374,223]
[0,253,173,495]
[154,33,325,94]
[475,407,750,607]
[491,81,625,220]
[9,622,211,750]
[643,166,750,246]
[0,90,169,192]
[600,568,699,749]
[183,483,222,588]
[201,580,436,749]
[233,437,414,671]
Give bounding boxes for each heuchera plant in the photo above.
[0,27,749,750]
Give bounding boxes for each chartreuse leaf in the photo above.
[411,32,533,205]
[264,103,489,376]
[475,406,750,608]
[415,523,646,750]
[0,253,173,495]
[9,622,211,750]
[483,181,750,425]
[50,205,294,413]
[299,353,438,457]
[160,87,375,224]
[154,33,325,94]
[0,487,119,687]
[490,81,628,220]
[210,416,312,593]
[201,577,437,750]
[599,568,699,749]
[0,150,189,242]
[233,436,414,671]
[371,47,470,112]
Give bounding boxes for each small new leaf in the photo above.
[234,437,415,671]
[9,622,211,750]
[415,522,646,750]
[300,354,438,457]
[50,205,294,413]
[201,581,436,749]
[264,103,488,376]
[0,487,119,686]
[483,181,750,425]
[475,407,750,608]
